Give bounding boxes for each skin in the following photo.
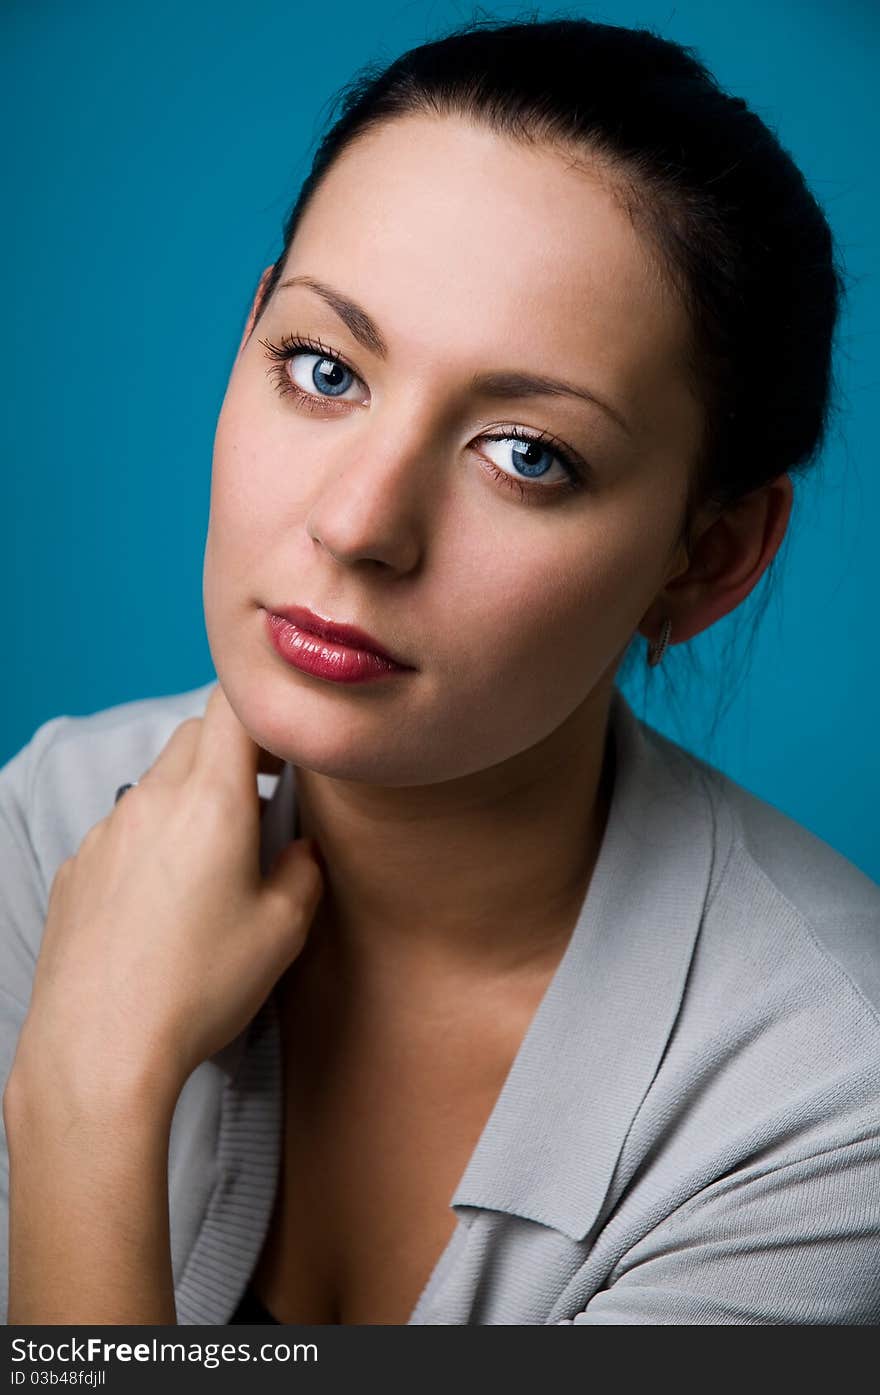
[203,111,792,1002]
[4,687,322,1323]
[3,111,794,1325]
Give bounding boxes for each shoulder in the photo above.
[0,680,218,903]
[628,731,880,1198]
[589,730,880,1322]
[682,743,880,1024]
[615,715,880,1187]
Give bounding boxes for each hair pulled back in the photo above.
[250,10,847,733]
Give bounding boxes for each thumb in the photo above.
[264,836,325,934]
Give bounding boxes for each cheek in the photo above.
[418,508,664,759]
[207,401,282,560]
[203,428,262,638]
[455,521,648,680]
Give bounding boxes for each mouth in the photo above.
[264,604,415,672]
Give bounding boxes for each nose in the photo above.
[305,413,440,573]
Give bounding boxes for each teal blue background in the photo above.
[2,1,878,879]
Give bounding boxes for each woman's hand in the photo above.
[9,682,323,1115]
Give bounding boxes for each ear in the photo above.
[639,472,794,650]
[234,264,276,363]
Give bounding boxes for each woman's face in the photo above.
[204,113,703,786]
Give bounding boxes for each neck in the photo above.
[287,678,618,989]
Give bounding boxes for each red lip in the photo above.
[265,605,414,669]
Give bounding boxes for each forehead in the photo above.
[283,113,697,439]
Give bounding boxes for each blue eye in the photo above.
[261,333,360,400]
[298,352,355,397]
[479,431,582,491]
[259,332,590,501]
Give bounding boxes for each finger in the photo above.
[138,716,202,788]
[194,682,262,801]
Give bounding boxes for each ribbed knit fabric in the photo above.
[2,680,879,1325]
[173,991,282,1325]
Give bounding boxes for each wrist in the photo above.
[4,1033,182,1140]
[5,1046,178,1326]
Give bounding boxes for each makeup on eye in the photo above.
[257,330,594,500]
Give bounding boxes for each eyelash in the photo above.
[258,332,590,502]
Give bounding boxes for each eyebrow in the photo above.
[277,274,633,438]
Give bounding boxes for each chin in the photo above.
[213,637,501,787]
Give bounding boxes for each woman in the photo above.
[2,16,878,1326]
